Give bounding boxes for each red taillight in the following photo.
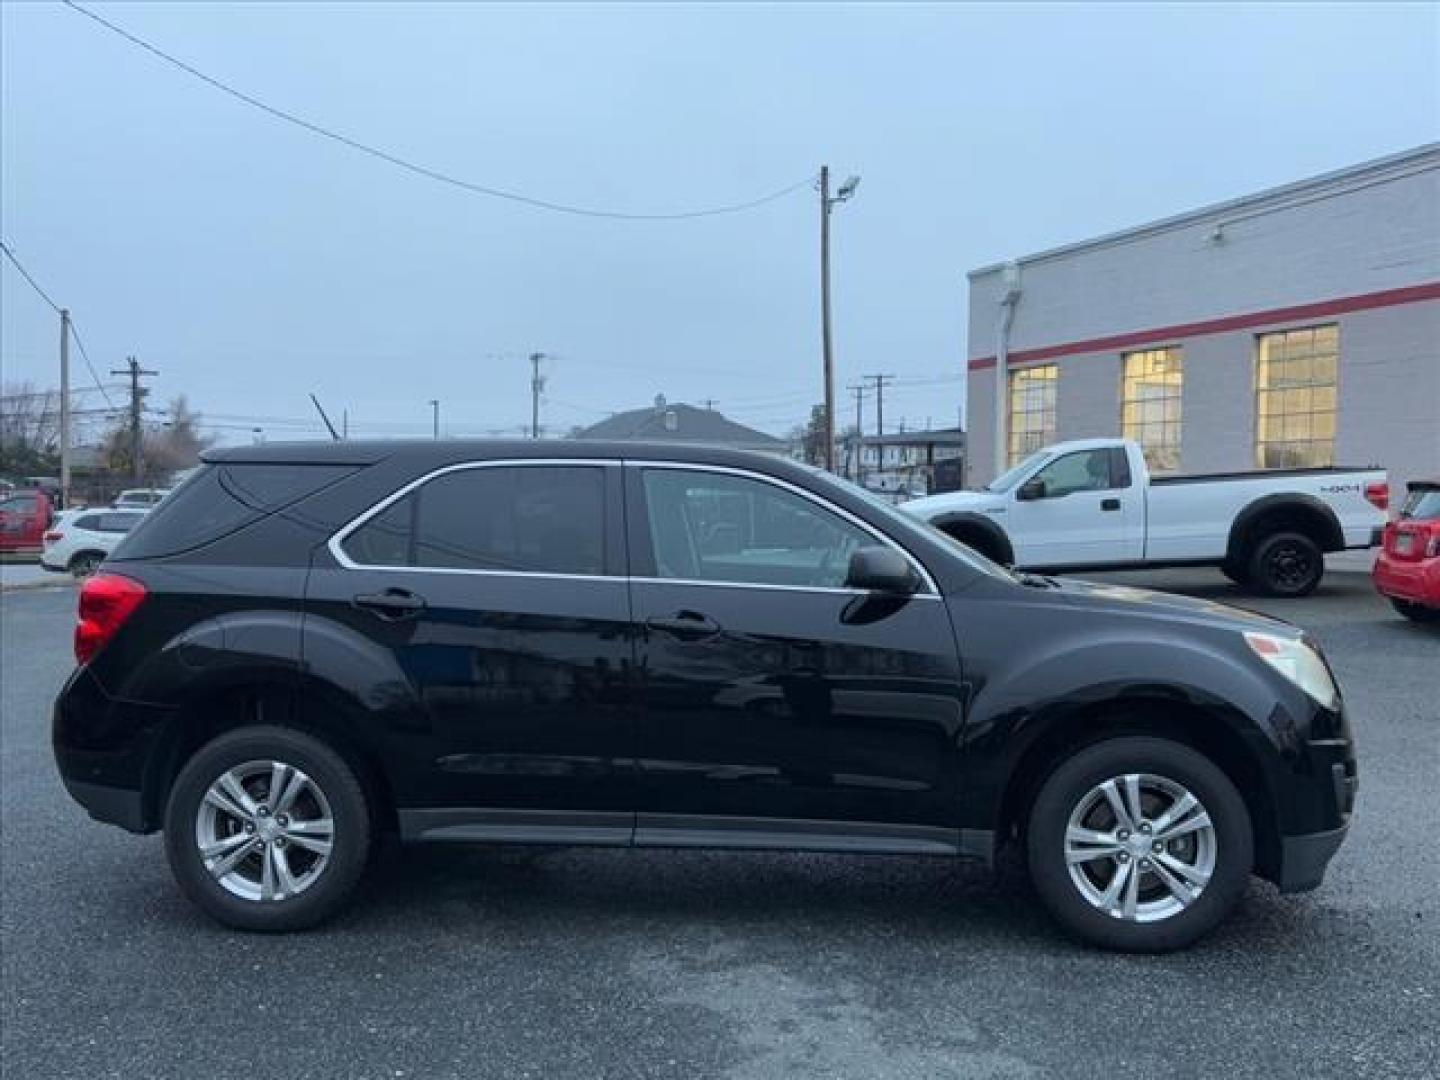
[43,531,63,543]
[74,573,147,665]
[1427,530,1440,560]
[1364,482,1389,511]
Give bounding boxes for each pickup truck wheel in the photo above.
[1247,531,1323,597]
[1220,560,1249,586]
[1391,598,1440,623]
[164,725,372,931]
[1026,736,1252,952]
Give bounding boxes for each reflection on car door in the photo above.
[625,464,968,848]
[305,461,637,841]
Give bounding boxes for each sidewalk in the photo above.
[0,560,73,592]
[1327,549,1377,574]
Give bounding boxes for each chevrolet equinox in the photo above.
[53,441,1358,951]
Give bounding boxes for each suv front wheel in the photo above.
[1026,736,1253,952]
[164,725,372,931]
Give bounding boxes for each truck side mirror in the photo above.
[1017,479,1047,501]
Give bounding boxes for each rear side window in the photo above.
[1402,488,1440,520]
[340,465,605,575]
[74,514,104,531]
[114,463,356,560]
[100,513,145,534]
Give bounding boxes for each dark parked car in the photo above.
[53,440,1357,951]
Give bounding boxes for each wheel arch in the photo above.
[930,512,1015,565]
[992,697,1283,885]
[141,677,397,834]
[1227,493,1344,562]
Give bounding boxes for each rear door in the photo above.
[1008,447,1144,567]
[305,460,637,841]
[625,463,967,844]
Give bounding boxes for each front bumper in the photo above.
[1278,823,1350,893]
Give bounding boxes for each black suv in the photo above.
[53,441,1357,950]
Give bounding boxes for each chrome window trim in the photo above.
[630,460,939,595]
[326,456,940,597]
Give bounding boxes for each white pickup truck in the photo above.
[902,438,1388,596]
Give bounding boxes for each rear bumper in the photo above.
[61,777,148,832]
[53,665,170,834]
[1372,554,1440,606]
[1277,823,1350,893]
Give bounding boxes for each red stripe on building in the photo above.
[968,282,1440,371]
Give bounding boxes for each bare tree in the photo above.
[0,382,62,474]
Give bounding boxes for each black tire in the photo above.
[68,551,105,578]
[1391,598,1440,623]
[1220,560,1249,586]
[1247,530,1324,597]
[164,725,372,931]
[1026,736,1253,952]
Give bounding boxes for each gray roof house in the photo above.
[573,396,786,453]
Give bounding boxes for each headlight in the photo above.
[1244,632,1340,711]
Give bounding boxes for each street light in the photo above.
[428,399,440,439]
[820,166,860,472]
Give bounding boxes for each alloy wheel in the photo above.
[194,759,335,903]
[1063,772,1217,923]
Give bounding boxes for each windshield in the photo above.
[803,466,1014,582]
[987,452,1050,492]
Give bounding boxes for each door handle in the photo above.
[353,588,427,620]
[646,610,721,640]
[1101,498,1121,511]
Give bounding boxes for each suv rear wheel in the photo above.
[164,725,372,931]
[1026,736,1252,952]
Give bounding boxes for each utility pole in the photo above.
[428,399,440,439]
[111,356,157,485]
[864,373,895,470]
[847,383,867,484]
[59,309,71,508]
[530,352,546,439]
[819,166,860,473]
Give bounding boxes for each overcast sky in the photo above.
[3,1,1437,444]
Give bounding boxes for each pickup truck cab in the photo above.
[903,438,1387,597]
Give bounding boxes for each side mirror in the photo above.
[1017,478,1047,501]
[845,545,919,594]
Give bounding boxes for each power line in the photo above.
[1,240,116,406]
[62,322,115,407]
[63,1,814,222]
[1,241,61,311]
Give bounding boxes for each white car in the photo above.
[112,488,171,510]
[902,437,1388,597]
[41,508,149,577]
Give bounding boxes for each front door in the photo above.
[304,460,636,839]
[625,464,966,843]
[1008,446,1143,567]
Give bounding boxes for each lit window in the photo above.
[1008,364,1057,466]
[1256,325,1338,469]
[1121,347,1183,473]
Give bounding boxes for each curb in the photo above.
[0,577,77,594]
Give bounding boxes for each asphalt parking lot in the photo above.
[2,570,1437,1080]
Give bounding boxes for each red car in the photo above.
[1373,478,1440,622]
[0,487,55,556]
